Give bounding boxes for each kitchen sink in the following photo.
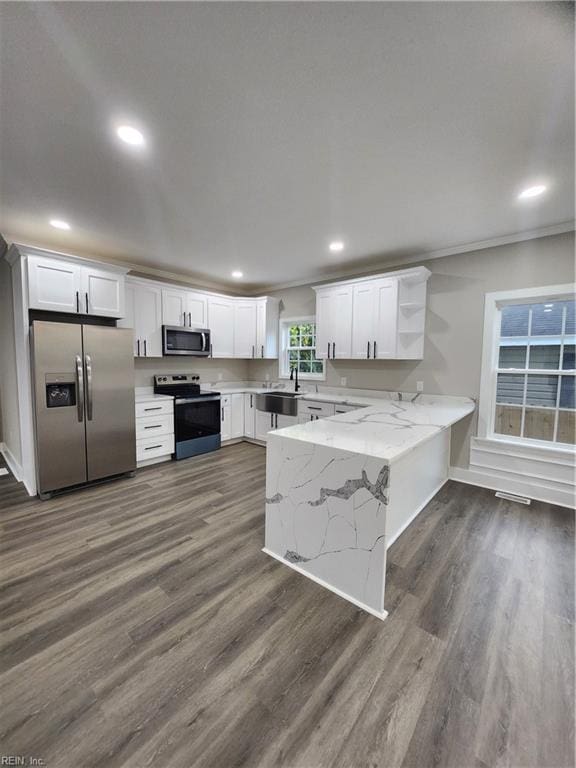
[255,392,299,416]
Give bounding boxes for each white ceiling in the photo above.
[0,2,573,291]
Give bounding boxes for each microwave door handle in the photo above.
[201,332,206,352]
[75,355,84,422]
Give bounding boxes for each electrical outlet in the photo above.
[265,372,270,381]
[340,377,347,387]
[416,380,424,392]
[218,372,223,381]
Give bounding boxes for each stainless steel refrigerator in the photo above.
[31,320,136,498]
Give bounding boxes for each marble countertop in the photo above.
[135,393,174,403]
[269,395,475,463]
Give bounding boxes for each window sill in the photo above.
[279,373,326,382]
[476,435,575,460]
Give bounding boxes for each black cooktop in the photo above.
[153,373,219,400]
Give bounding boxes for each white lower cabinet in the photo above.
[135,397,174,466]
[255,410,275,442]
[244,393,256,438]
[221,393,244,442]
[275,414,298,430]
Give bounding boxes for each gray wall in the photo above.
[0,257,22,466]
[248,232,576,467]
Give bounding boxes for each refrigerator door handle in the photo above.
[75,355,84,422]
[85,354,94,421]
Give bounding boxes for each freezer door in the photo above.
[82,325,136,481]
[31,321,88,493]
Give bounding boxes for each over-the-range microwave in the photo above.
[162,325,211,356]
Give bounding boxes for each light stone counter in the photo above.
[264,395,475,620]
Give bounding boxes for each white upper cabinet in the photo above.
[315,285,353,359]
[208,296,235,357]
[27,255,82,314]
[27,254,126,318]
[234,300,258,358]
[314,266,430,361]
[161,288,207,329]
[187,292,207,328]
[161,288,187,327]
[118,278,163,357]
[256,297,280,359]
[82,265,125,318]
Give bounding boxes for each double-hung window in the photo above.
[481,288,575,447]
[279,318,325,380]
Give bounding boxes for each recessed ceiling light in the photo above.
[518,184,547,200]
[544,304,554,308]
[116,125,146,147]
[329,241,345,253]
[231,270,243,279]
[49,219,71,230]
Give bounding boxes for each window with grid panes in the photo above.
[281,320,324,379]
[495,299,575,445]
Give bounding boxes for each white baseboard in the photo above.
[262,547,388,621]
[449,466,575,509]
[0,442,23,482]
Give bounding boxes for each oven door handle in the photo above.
[176,395,221,404]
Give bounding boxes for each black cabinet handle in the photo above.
[144,406,162,412]
[308,406,322,411]
[144,425,162,430]
[85,292,89,313]
[327,342,330,359]
[250,394,253,408]
[270,414,274,428]
[332,342,336,358]
[373,341,377,358]
[137,339,140,357]
[76,291,80,313]
[261,345,264,358]
[144,339,147,357]
[144,444,163,451]
[188,312,191,327]
[222,409,224,422]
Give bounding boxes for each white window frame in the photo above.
[478,283,575,452]
[279,315,326,380]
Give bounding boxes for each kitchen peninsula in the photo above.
[264,395,475,619]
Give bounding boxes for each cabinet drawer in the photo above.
[334,404,359,414]
[135,400,173,419]
[298,400,336,418]
[136,414,173,439]
[136,433,174,462]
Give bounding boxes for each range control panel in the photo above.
[154,374,200,385]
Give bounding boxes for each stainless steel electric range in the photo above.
[154,374,221,460]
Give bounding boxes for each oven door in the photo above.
[174,396,221,459]
[162,326,210,356]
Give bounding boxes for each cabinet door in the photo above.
[373,279,399,358]
[162,288,188,327]
[276,414,298,430]
[208,297,235,357]
[256,300,267,358]
[243,393,256,438]
[117,280,138,356]
[136,283,163,357]
[82,267,124,318]
[187,292,207,328]
[315,290,334,360]
[351,282,377,359]
[331,286,353,358]
[234,301,257,358]
[255,410,274,442]
[231,393,245,438]
[27,255,82,314]
[221,404,232,441]
[256,298,279,359]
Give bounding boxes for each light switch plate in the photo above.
[340,377,347,387]
[218,372,223,380]
[416,380,424,392]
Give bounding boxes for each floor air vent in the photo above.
[495,491,531,505]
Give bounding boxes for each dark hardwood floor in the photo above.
[0,443,574,768]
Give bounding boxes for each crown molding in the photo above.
[250,221,575,295]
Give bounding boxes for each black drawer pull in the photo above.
[144,406,162,412]
[307,406,322,411]
[144,425,162,429]
[144,444,163,451]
